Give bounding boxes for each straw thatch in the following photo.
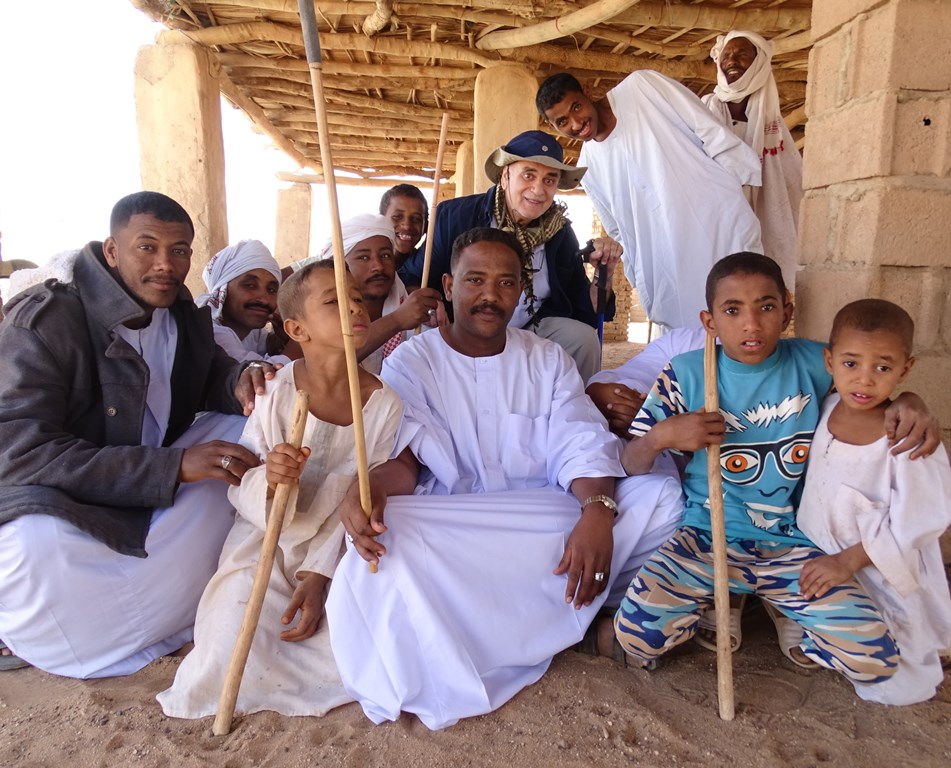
[130,1,812,184]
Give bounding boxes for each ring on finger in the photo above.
[427,308,436,317]
[593,571,606,583]
[346,533,354,544]
[220,455,233,470]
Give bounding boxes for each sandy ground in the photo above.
[2,343,950,767]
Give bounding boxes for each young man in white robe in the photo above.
[325,227,683,730]
[536,71,763,332]
[702,31,803,290]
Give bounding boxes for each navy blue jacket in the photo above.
[403,187,614,327]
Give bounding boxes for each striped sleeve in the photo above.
[628,361,687,438]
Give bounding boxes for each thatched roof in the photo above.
[130,1,812,184]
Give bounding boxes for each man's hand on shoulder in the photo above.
[885,392,941,459]
[392,288,441,331]
[178,440,260,486]
[236,361,280,415]
[586,382,645,436]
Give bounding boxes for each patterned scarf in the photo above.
[492,184,568,322]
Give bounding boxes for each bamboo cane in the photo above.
[418,112,450,292]
[296,0,377,573]
[213,389,310,736]
[704,332,735,721]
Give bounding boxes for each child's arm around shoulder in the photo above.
[620,358,724,475]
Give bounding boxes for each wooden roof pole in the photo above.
[477,0,643,51]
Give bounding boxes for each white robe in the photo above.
[702,93,802,290]
[579,70,763,330]
[326,328,683,729]
[158,363,402,718]
[798,395,951,705]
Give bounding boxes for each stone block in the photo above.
[802,93,897,187]
[892,95,951,178]
[806,32,850,117]
[849,2,899,99]
[897,353,951,426]
[797,190,837,266]
[274,184,311,268]
[811,0,889,42]
[863,184,951,267]
[891,0,951,90]
[868,266,945,351]
[794,266,878,341]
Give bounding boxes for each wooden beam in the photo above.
[276,170,439,188]
[611,1,810,31]
[504,44,712,80]
[477,0,642,52]
[158,25,499,68]
[217,52,477,79]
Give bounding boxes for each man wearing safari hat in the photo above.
[402,129,621,382]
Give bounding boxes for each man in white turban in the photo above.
[704,31,803,289]
[196,239,289,364]
[295,214,443,375]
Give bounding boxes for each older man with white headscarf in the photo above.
[196,239,288,364]
[294,213,442,375]
[703,30,803,289]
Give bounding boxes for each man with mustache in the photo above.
[293,213,444,375]
[702,31,803,290]
[536,71,763,333]
[196,239,291,364]
[326,227,682,729]
[0,191,271,678]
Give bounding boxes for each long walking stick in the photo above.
[213,390,310,736]
[418,112,450,292]
[704,332,735,721]
[296,0,376,571]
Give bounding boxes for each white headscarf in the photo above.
[291,214,398,272]
[710,30,784,161]
[195,239,281,320]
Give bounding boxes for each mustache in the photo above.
[143,276,181,287]
[470,302,503,316]
[243,301,273,312]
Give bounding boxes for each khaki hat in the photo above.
[484,130,586,191]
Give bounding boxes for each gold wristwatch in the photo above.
[581,494,619,518]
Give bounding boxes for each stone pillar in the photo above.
[454,141,475,198]
[472,65,540,193]
[800,0,951,444]
[135,33,228,296]
[274,183,312,267]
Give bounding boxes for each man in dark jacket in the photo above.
[402,130,621,382]
[0,192,267,678]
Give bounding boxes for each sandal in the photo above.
[576,612,657,670]
[693,594,746,653]
[0,641,30,671]
[762,602,820,669]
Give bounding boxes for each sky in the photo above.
[0,2,593,280]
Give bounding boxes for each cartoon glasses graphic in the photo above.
[717,431,812,485]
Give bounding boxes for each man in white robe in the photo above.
[702,31,803,290]
[326,227,682,729]
[537,71,763,331]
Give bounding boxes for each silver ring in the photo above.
[220,455,233,470]
[593,572,606,583]
[427,308,436,317]
[346,533,354,544]
[246,361,268,370]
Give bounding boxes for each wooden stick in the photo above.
[296,0,377,573]
[418,111,450,292]
[213,389,310,736]
[704,332,735,721]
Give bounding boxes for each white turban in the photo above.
[319,213,397,261]
[195,239,281,320]
[710,30,782,161]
